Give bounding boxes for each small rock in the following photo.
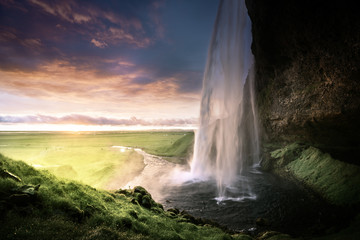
[141,195,151,209]
[257,231,292,240]
[167,208,180,215]
[182,213,196,224]
[256,217,270,226]
[12,184,40,195]
[133,186,150,197]
[0,169,21,182]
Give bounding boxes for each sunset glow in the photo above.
[0,123,197,132]
[0,0,219,131]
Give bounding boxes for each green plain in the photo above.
[0,131,194,189]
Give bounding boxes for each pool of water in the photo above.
[161,167,330,236]
[120,148,346,237]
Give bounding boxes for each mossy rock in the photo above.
[133,186,150,196]
[286,146,360,206]
[141,194,152,209]
[232,233,254,240]
[257,231,294,240]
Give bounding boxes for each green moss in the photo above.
[286,147,360,206]
[270,143,305,168]
[267,144,360,206]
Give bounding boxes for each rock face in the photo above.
[245,0,360,162]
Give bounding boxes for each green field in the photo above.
[0,131,194,189]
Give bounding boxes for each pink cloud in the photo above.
[27,0,154,48]
[90,38,107,48]
[29,0,91,24]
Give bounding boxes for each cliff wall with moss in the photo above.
[246,0,360,163]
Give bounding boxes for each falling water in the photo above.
[191,0,260,201]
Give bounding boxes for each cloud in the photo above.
[0,28,42,49]
[26,0,158,48]
[0,114,198,126]
[105,27,151,48]
[0,59,200,107]
[91,38,107,48]
[29,0,91,24]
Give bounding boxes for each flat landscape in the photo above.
[0,131,194,189]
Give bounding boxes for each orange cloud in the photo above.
[0,59,199,108]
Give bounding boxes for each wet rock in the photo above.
[131,198,139,205]
[167,208,180,215]
[12,184,40,196]
[141,194,151,209]
[6,184,41,206]
[156,203,164,210]
[256,217,270,226]
[0,169,21,182]
[133,186,150,196]
[181,213,196,224]
[232,233,254,240]
[134,192,143,203]
[246,0,360,163]
[257,231,293,240]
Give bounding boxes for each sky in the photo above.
[0,0,219,131]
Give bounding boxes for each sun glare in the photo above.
[0,123,197,132]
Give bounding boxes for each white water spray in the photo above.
[191,0,260,200]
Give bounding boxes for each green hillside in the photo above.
[0,154,251,240]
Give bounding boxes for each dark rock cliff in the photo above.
[246,0,360,162]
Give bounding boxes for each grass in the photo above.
[0,153,249,240]
[0,131,194,189]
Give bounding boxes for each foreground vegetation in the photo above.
[0,131,194,189]
[0,154,254,240]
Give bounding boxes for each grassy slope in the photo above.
[0,154,252,240]
[0,131,194,188]
[268,143,360,206]
[286,146,360,206]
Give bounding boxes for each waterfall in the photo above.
[190,0,260,201]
